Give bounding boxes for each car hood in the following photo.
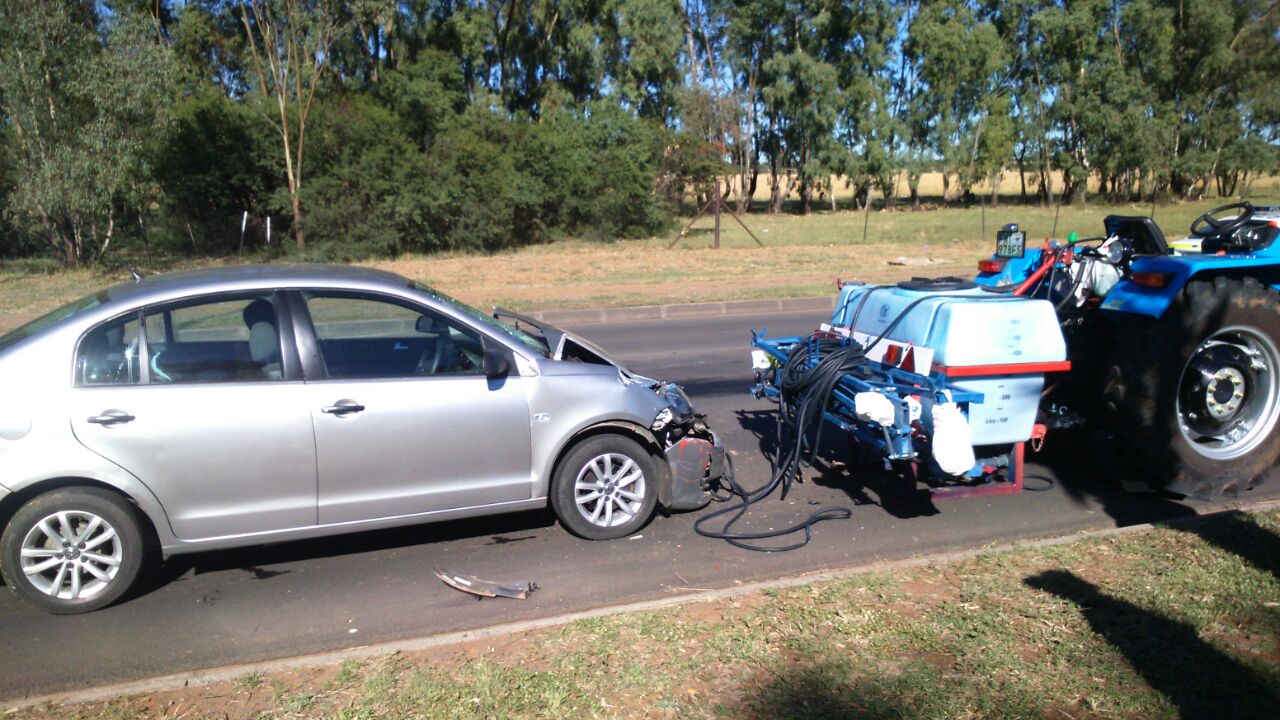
[493,307,654,384]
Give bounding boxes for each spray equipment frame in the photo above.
[750,323,1060,501]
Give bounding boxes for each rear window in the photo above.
[0,292,107,354]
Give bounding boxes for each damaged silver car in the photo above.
[0,265,727,614]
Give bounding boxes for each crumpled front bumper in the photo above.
[664,430,729,511]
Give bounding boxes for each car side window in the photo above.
[304,293,484,378]
[144,295,283,383]
[77,315,141,386]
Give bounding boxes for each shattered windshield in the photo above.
[413,282,548,356]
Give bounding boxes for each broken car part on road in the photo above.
[433,568,539,600]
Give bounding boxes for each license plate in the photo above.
[996,229,1025,258]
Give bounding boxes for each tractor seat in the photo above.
[1103,215,1168,256]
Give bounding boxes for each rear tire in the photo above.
[551,435,658,540]
[1104,277,1280,496]
[0,488,145,614]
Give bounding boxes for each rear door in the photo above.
[69,293,319,539]
[294,291,533,524]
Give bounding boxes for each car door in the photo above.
[68,293,319,540]
[295,291,534,524]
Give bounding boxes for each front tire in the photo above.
[1105,277,1280,496]
[551,435,659,540]
[0,488,145,614]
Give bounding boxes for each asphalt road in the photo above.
[4,308,1278,702]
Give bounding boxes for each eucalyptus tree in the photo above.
[827,0,899,210]
[906,0,1007,204]
[0,2,176,266]
[237,0,348,248]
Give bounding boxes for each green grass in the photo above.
[22,509,1280,719]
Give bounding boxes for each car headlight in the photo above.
[660,383,695,423]
[651,407,674,431]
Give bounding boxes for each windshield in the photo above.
[412,282,548,356]
[0,291,107,354]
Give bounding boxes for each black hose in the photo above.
[1022,473,1056,491]
[695,336,860,551]
[700,286,1037,552]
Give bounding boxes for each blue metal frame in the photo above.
[751,330,983,473]
[975,237,1280,320]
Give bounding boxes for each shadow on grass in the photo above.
[1175,509,1280,583]
[732,655,1046,719]
[1025,569,1280,719]
[734,657,917,719]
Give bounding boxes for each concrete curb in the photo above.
[10,497,1278,712]
[527,296,836,325]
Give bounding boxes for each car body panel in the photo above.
[309,374,534,523]
[0,264,714,560]
[68,381,319,538]
[523,360,668,498]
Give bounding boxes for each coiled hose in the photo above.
[694,335,861,551]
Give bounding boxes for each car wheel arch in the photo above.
[0,477,162,554]
[545,421,675,511]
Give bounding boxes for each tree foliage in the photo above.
[1,0,1278,264]
[0,2,176,265]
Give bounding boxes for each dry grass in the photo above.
[3,189,1279,334]
[755,170,1280,204]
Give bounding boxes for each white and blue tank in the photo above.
[832,279,1067,446]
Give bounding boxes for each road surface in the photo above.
[2,308,1275,701]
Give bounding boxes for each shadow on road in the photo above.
[128,507,558,602]
[734,408,940,519]
[1024,569,1279,719]
[736,397,1245,533]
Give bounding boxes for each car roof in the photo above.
[0,264,451,356]
[102,263,413,305]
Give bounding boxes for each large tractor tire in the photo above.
[1104,277,1280,497]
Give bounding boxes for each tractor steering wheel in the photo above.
[1190,201,1255,238]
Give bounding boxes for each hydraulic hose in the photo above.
[698,288,1024,552]
[694,336,859,551]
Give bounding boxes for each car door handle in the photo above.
[321,401,365,415]
[87,410,135,425]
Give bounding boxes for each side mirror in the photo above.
[482,349,511,378]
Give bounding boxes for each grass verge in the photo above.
[4,196,1280,334]
[20,508,1280,719]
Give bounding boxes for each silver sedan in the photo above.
[0,265,726,613]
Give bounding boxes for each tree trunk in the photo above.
[1018,160,1027,204]
[289,184,305,247]
[768,159,783,214]
[738,164,758,215]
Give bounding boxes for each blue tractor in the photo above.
[748,202,1280,503]
[976,201,1280,497]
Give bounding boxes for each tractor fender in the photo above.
[1100,254,1280,319]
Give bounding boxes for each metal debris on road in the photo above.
[433,568,539,600]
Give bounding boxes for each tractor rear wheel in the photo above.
[1104,277,1280,496]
